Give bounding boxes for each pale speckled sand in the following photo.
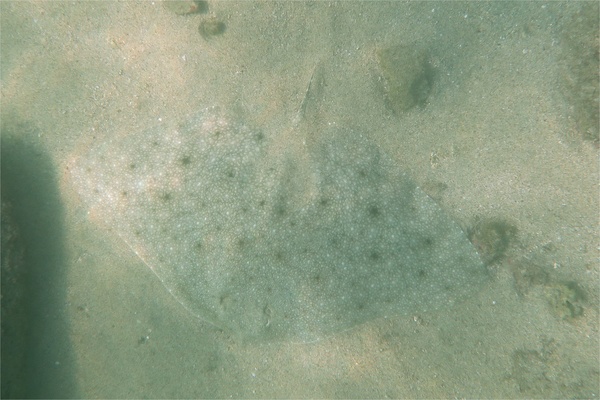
[1,1,597,398]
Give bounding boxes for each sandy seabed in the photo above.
[1,1,598,398]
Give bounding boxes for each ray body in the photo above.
[71,93,486,343]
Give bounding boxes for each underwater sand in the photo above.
[1,1,598,398]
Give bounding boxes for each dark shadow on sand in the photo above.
[1,117,78,398]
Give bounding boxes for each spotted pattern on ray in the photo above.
[70,107,487,342]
